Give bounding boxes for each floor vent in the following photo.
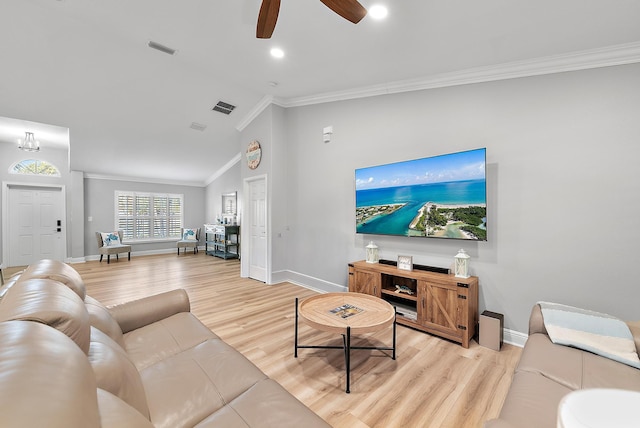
[212,101,236,115]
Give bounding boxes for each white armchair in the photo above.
[177,228,200,255]
[96,231,132,264]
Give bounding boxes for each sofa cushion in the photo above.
[123,312,219,371]
[581,349,640,391]
[89,327,150,418]
[0,320,101,428]
[97,389,154,428]
[516,333,585,390]
[517,333,640,392]
[0,279,91,354]
[139,338,268,428]
[194,379,330,428]
[496,370,572,428]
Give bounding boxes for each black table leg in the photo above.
[294,298,299,358]
[345,326,351,393]
[392,306,397,360]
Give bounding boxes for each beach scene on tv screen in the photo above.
[355,148,487,240]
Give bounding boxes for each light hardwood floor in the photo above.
[8,254,521,427]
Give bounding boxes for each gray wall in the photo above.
[0,144,84,262]
[204,161,242,224]
[280,63,640,333]
[236,104,290,277]
[84,177,206,256]
[5,61,638,336]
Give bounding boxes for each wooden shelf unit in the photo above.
[348,260,478,348]
[205,224,240,259]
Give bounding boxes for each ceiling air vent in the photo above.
[190,122,207,132]
[147,40,177,56]
[212,101,236,115]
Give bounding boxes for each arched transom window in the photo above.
[10,159,61,177]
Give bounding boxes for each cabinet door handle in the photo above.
[422,297,425,309]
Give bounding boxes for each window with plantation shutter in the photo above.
[115,191,183,242]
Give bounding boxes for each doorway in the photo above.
[2,183,66,267]
[242,175,267,282]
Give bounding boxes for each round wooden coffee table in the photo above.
[294,292,396,393]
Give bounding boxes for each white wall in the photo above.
[236,104,291,279]
[280,63,640,333]
[204,162,242,224]
[84,177,206,256]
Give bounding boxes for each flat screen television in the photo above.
[355,148,486,240]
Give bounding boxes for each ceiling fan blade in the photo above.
[257,0,281,39]
[319,0,367,24]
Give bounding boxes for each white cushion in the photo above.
[101,232,122,247]
[182,229,197,241]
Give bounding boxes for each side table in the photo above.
[294,292,396,393]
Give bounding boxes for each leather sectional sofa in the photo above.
[485,303,640,428]
[0,259,330,428]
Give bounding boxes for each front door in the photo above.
[7,186,64,266]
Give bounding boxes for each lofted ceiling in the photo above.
[1,0,639,185]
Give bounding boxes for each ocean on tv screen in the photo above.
[355,179,487,240]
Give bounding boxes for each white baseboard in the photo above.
[85,247,178,262]
[271,269,347,294]
[504,328,528,347]
[65,257,86,264]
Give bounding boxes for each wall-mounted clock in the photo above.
[246,140,262,170]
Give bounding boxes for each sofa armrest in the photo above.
[528,303,548,336]
[107,289,191,334]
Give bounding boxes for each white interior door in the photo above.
[248,178,267,282]
[8,186,64,266]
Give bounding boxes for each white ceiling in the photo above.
[1,0,639,185]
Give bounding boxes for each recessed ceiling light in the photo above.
[270,48,285,59]
[368,4,388,20]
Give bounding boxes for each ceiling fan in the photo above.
[256,0,367,39]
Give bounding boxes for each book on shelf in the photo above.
[329,304,363,319]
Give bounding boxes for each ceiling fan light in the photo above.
[368,4,388,20]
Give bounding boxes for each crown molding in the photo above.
[236,95,286,132]
[83,172,205,187]
[269,41,640,109]
[204,152,241,186]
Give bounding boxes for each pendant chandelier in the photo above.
[18,132,40,152]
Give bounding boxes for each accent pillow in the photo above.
[101,232,121,247]
[539,301,640,369]
[182,228,197,241]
